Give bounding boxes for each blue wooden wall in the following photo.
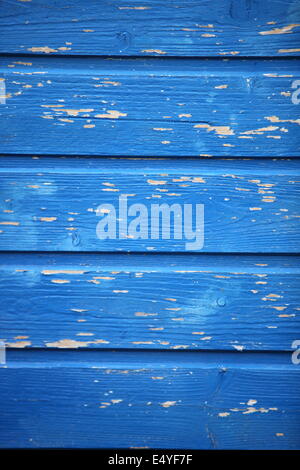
[0,0,300,450]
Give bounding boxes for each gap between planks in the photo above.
[2,348,295,369]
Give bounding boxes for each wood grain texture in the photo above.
[1,0,300,57]
[0,158,299,252]
[0,350,299,449]
[1,253,299,351]
[1,57,300,156]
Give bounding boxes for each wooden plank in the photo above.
[1,57,300,156]
[1,253,299,351]
[1,0,300,57]
[0,350,299,449]
[0,158,299,252]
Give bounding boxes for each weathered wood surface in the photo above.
[1,57,300,156]
[1,0,300,57]
[0,350,299,449]
[1,253,299,351]
[1,1,300,452]
[0,158,299,252]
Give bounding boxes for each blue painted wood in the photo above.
[1,253,299,351]
[1,1,300,451]
[1,0,300,57]
[0,350,299,449]
[0,157,299,252]
[1,57,300,156]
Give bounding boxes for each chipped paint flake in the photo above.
[6,341,31,348]
[39,217,57,222]
[42,269,86,275]
[46,338,109,348]
[161,401,177,408]
[194,124,234,135]
[259,24,300,35]
[142,49,166,54]
[265,115,300,125]
[0,221,20,226]
[241,126,278,135]
[233,345,244,351]
[95,110,127,119]
[247,399,257,406]
[278,48,300,53]
[147,179,167,185]
[27,46,57,53]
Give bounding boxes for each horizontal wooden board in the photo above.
[1,57,300,156]
[1,253,299,351]
[0,158,299,252]
[0,350,299,449]
[1,0,300,57]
